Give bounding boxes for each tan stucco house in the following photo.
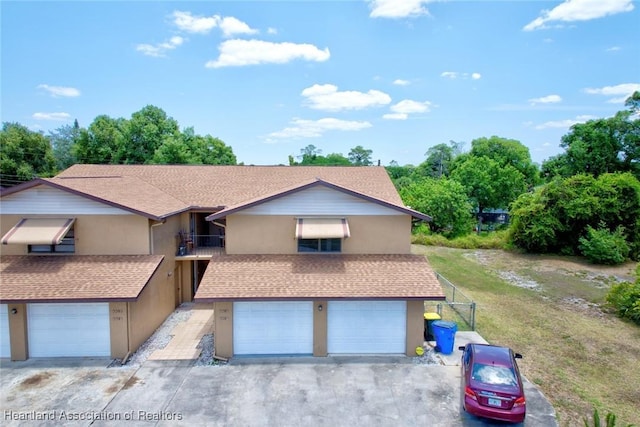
[0,165,444,361]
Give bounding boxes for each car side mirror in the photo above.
[514,353,523,359]
[458,346,466,351]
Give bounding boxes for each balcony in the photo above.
[176,234,225,260]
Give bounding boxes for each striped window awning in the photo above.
[295,218,350,239]
[1,218,75,245]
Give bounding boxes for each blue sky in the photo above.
[2,0,639,167]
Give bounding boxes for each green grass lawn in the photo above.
[414,245,640,426]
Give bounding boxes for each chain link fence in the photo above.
[424,272,476,330]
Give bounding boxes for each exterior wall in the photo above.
[7,304,28,361]
[127,266,175,352]
[343,216,411,254]
[238,185,405,216]
[0,185,133,216]
[313,300,328,356]
[213,302,233,359]
[225,215,410,255]
[109,302,129,359]
[175,212,195,302]
[406,300,424,357]
[0,214,149,256]
[226,216,296,254]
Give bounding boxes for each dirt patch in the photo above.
[497,271,541,290]
[465,249,635,283]
[559,297,609,319]
[19,371,55,389]
[104,384,120,394]
[122,375,140,390]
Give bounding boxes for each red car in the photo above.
[459,344,526,423]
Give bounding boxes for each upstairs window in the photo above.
[29,227,75,254]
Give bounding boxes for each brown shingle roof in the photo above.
[42,176,188,220]
[194,254,445,301]
[51,165,404,216]
[0,255,164,303]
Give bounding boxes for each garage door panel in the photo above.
[28,303,110,357]
[328,301,406,354]
[0,305,9,358]
[233,302,313,355]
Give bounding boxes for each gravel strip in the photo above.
[412,345,440,365]
[111,303,196,368]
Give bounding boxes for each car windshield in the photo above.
[471,363,518,387]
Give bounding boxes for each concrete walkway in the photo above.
[147,304,214,360]
[431,331,489,366]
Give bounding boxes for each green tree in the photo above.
[386,161,415,187]
[419,143,455,178]
[450,156,526,218]
[120,105,180,164]
[151,139,197,164]
[466,136,539,188]
[542,92,640,180]
[509,173,640,260]
[399,178,473,237]
[348,145,373,166]
[74,115,125,164]
[0,122,57,186]
[290,145,351,166]
[49,119,81,170]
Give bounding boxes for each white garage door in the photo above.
[0,305,10,358]
[233,301,313,355]
[328,301,407,354]
[27,303,111,357]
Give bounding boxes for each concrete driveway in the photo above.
[0,356,556,427]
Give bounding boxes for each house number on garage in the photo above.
[111,308,124,321]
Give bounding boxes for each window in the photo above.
[29,227,75,254]
[297,238,341,253]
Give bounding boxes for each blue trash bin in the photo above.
[432,320,457,354]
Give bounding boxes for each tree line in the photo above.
[1,94,639,263]
[0,105,237,186]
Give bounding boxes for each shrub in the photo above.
[606,281,640,325]
[583,408,636,427]
[579,225,630,265]
[412,230,508,250]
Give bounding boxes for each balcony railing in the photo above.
[177,234,225,258]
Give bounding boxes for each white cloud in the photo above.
[173,11,219,34]
[172,11,257,37]
[267,27,278,35]
[393,79,410,86]
[583,83,640,103]
[535,114,597,130]
[383,113,408,120]
[391,99,432,114]
[136,36,184,57]
[529,94,562,105]
[206,39,330,68]
[37,84,81,98]
[441,71,459,79]
[369,0,432,18]
[268,118,372,139]
[301,84,391,111]
[606,46,621,52]
[219,16,259,38]
[32,112,72,121]
[441,71,481,80]
[523,0,634,31]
